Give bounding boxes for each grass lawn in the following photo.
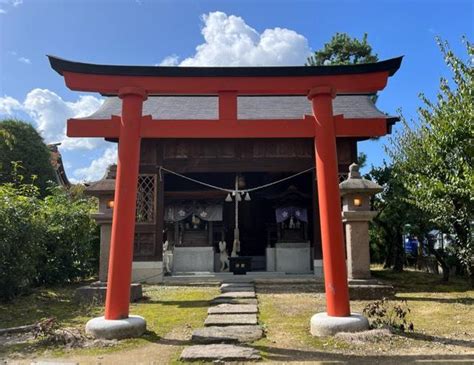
[0,285,219,364]
[0,269,473,364]
[255,268,474,364]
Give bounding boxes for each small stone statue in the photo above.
[232,239,241,257]
[231,228,241,257]
[163,240,173,275]
[289,216,295,229]
[218,240,229,272]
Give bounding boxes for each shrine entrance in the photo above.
[48,55,402,323]
[163,169,316,273]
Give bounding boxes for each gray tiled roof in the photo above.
[82,95,395,121]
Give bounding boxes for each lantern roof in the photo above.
[339,163,383,196]
[84,164,116,195]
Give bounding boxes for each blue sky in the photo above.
[0,0,473,181]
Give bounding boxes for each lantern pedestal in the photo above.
[74,282,143,303]
[342,211,378,280]
[310,312,369,336]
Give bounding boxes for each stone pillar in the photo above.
[99,224,112,283]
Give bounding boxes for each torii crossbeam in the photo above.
[49,55,402,328]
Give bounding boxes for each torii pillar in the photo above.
[85,87,148,339]
[308,87,369,335]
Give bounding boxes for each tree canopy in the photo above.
[0,119,56,194]
[388,38,473,285]
[306,33,378,66]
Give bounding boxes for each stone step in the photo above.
[222,279,255,284]
[180,344,261,361]
[215,291,256,299]
[192,325,263,343]
[220,286,255,293]
[208,303,258,315]
[221,282,254,289]
[211,297,258,305]
[205,314,258,326]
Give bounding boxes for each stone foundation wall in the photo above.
[132,261,163,283]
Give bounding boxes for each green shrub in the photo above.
[35,186,99,285]
[0,180,99,301]
[0,183,41,300]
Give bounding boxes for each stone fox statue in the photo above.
[219,240,230,272]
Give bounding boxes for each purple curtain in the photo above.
[165,204,223,222]
[275,206,308,223]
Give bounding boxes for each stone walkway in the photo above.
[180,281,263,362]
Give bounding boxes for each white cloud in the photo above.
[158,55,179,66]
[0,95,22,114]
[160,11,311,67]
[0,89,104,150]
[18,57,31,64]
[8,50,32,64]
[0,0,23,6]
[72,146,117,182]
[0,0,22,13]
[0,90,115,183]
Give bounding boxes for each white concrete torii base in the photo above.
[310,312,369,336]
[86,315,146,340]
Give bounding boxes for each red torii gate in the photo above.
[49,56,402,322]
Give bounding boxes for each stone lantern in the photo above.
[339,163,382,280]
[75,165,142,302]
[85,165,116,284]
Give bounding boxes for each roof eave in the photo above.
[47,55,403,78]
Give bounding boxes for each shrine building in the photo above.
[84,94,398,281]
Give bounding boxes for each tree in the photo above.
[389,38,473,286]
[357,152,368,169]
[306,33,378,66]
[368,163,411,272]
[0,119,56,195]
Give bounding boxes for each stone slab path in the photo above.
[216,291,257,299]
[180,281,263,362]
[180,344,260,361]
[205,313,258,326]
[192,325,263,344]
[208,303,258,314]
[211,297,258,305]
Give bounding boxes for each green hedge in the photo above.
[0,183,99,301]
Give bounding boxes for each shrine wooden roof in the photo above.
[81,95,398,125]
